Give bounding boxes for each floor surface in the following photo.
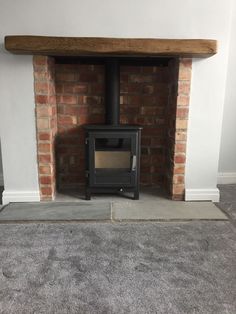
[0,221,235,314]
[0,185,235,313]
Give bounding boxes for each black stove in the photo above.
[84,59,142,200]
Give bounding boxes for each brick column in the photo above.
[33,56,57,200]
[166,58,192,200]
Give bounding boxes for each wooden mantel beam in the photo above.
[5,35,217,58]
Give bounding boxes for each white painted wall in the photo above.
[0,140,3,186]
[218,2,236,184]
[0,0,233,203]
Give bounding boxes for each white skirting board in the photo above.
[2,190,40,205]
[217,172,236,184]
[185,188,220,202]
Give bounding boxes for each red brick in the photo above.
[119,116,129,124]
[179,58,192,69]
[140,106,164,116]
[38,132,51,141]
[78,65,94,72]
[35,95,50,104]
[174,165,185,175]
[121,105,140,115]
[120,66,142,73]
[36,106,51,117]
[77,116,90,125]
[140,174,152,185]
[142,127,164,136]
[56,72,75,82]
[40,176,52,185]
[120,73,129,82]
[143,85,154,94]
[90,107,104,114]
[74,83,88,93]
[173,175,185,184]
[175,143,186,153]
[41,187,53,196]
[39,166,51,175]
[34,71,51,81]
[38,154,52,163]
[178,81,191,95]
[63,106,79,115]
[151,155,165,163]
[33,56,48,66]
[135,117,145,124]
[176,119,188,130]
[178,68,192,81]
[51,117,58,130]
[151,137,165,146]
[49,96,56,105]
[128,95,144,106]
[57,115,76,126]
[35,82,49,94]
[142,66,155,74]
[38,143,52,153]
[172,184,185,196]
[174,154,186,164]
[123,83,140,93]
[60,95,77,105]
[52,106,57,115]
[37,118,50,130]
[141,137,151,146]
[176,108,189,119]
[175,131,187,141]
[48,83,55,95]
[79,72,98,82]
[130,74,153,83]
[141,165,152,173]
[62,64,78,72]
[56,84,63,93]
[177,95,190,106]
[63,83,75,93]
[89,115,104,124]
[119,95,125,105]
[90,83,104,94]
[83,96,102,105]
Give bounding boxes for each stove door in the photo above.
[88,131,138,187]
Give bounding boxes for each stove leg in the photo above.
[85,189,91,200]
[134,189,139,200]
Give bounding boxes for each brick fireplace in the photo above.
[33,55,191,201]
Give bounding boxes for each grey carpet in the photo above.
[0,221,235,314]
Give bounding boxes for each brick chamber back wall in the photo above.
[55,62,172,191]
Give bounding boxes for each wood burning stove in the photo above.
[84,125,141,200]
[84,58,142,200]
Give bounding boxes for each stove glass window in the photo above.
[95,138,131,170]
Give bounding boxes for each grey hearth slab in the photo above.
[112,200,228,221]
[0,199,228,222]
[0,202,111,221]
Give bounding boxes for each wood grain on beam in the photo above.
[5,36,217,57]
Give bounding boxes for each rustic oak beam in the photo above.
[5,36,217,58]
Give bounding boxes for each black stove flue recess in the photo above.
[84,58,142,200]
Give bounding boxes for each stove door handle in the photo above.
[131,155,137,171]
